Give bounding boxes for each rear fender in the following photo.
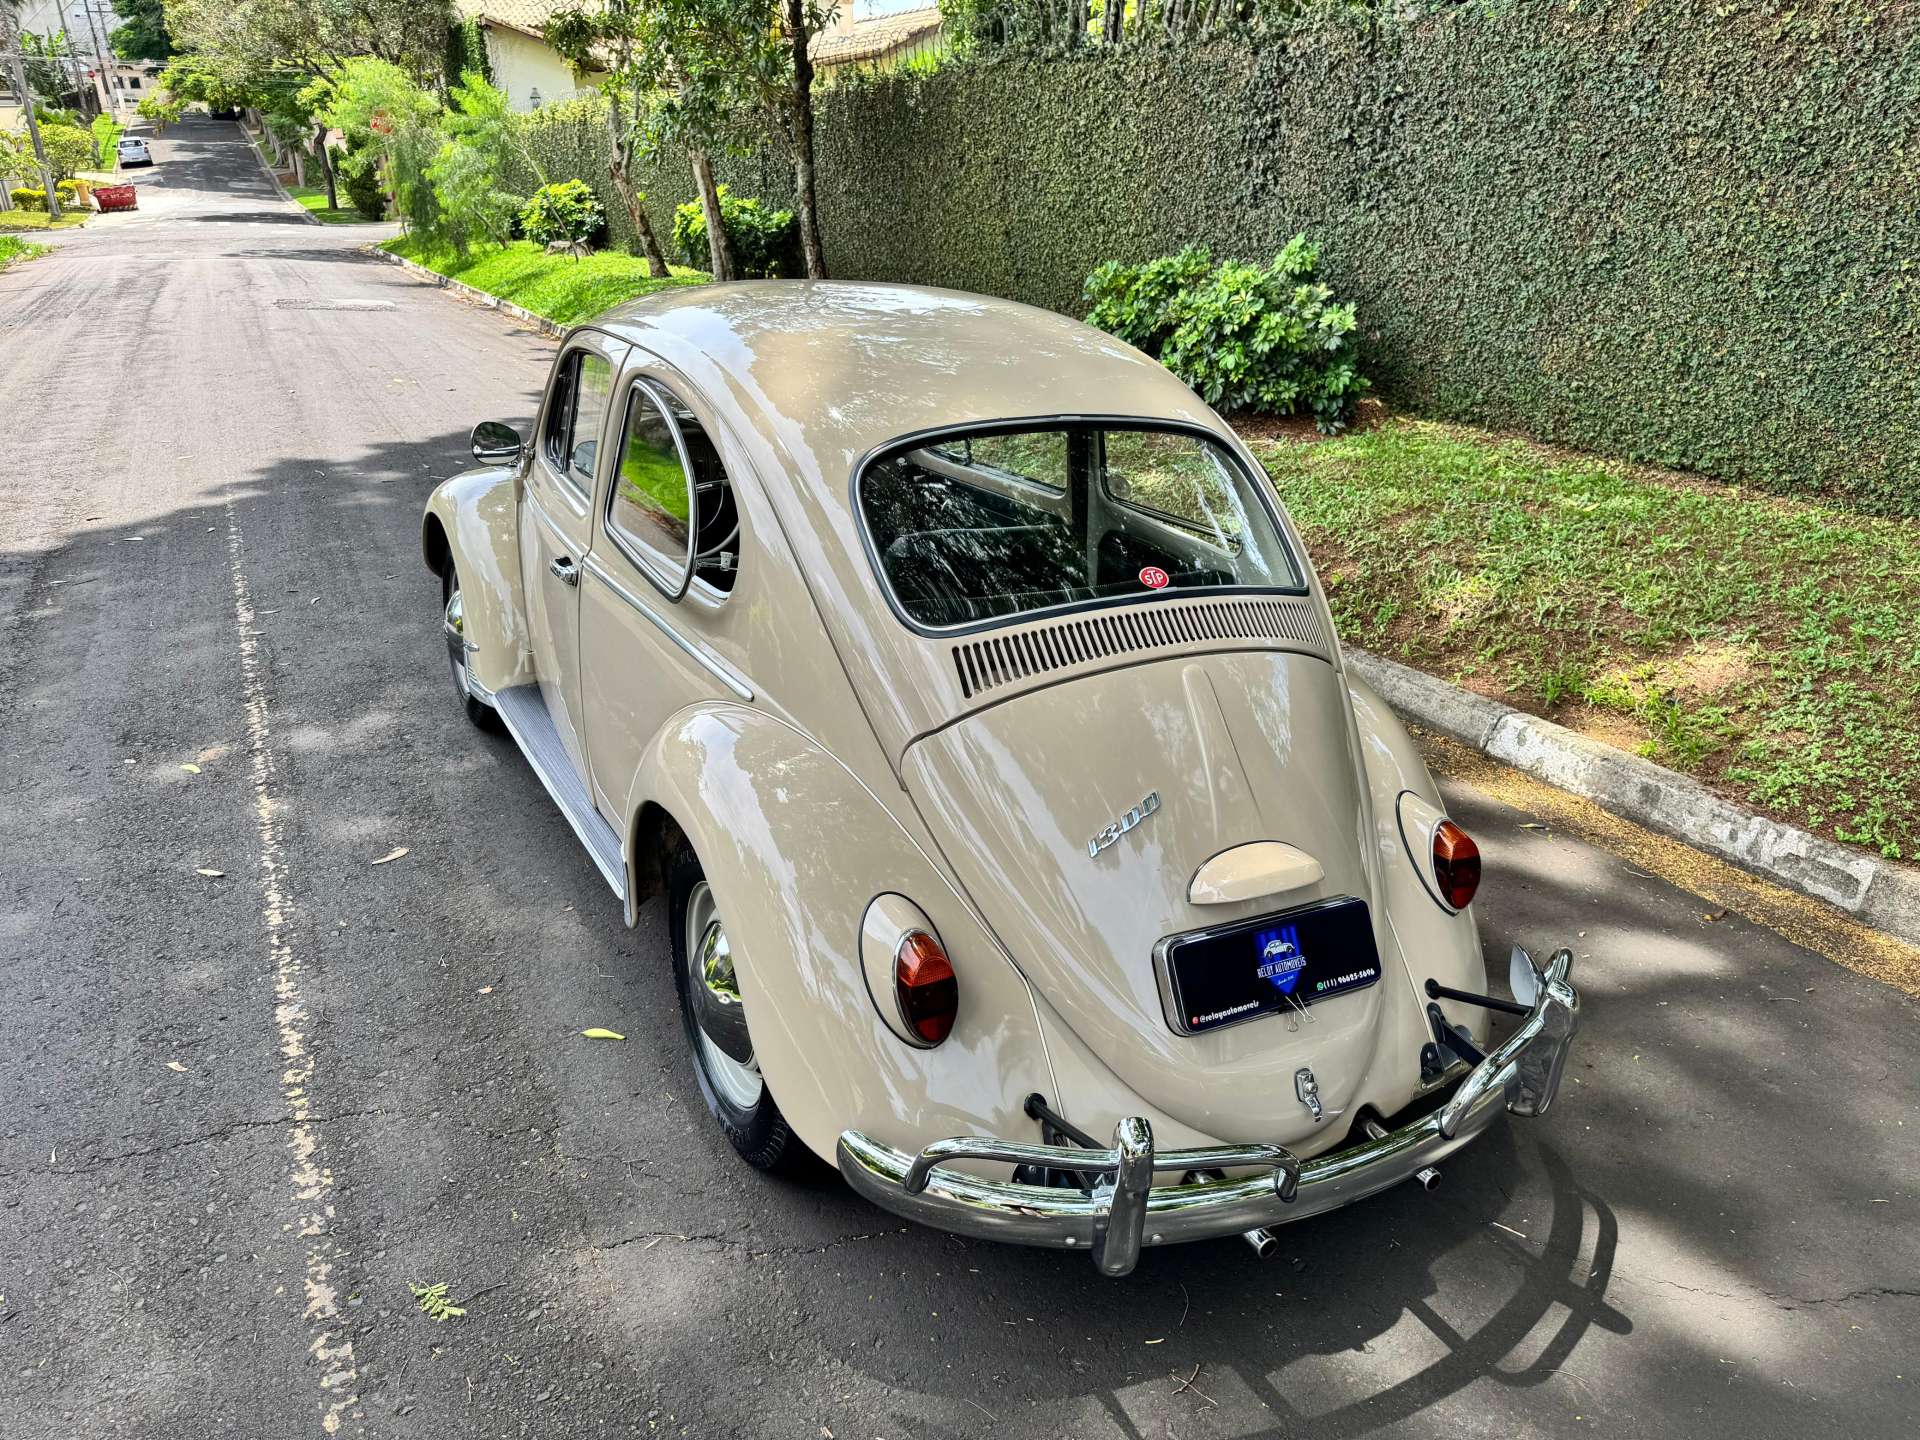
[422,466,533,697]
[1348,677,1491,1050]
[629,704,1056,1167]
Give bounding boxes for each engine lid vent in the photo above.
[951,595,1327,699]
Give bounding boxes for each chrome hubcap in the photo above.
[685,881,762,1109]
[444,583,470,693]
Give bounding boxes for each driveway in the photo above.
[1,114,1914,1440]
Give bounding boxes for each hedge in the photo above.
[523,1,1920,513]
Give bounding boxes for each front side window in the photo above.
[859,423,1303,631]
[541,349,614,491]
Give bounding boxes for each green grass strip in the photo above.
[382,236,707,327]
[1258,418,1920,859]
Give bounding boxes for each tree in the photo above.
[165,0,455,87]
[39,123,95,179]
[110,0,172,61]
[19,30,81,106]
[782,0,828,278]
[135,92,186,129]
[544,1,676,278]
[308,57,442,233]
[428,71,537,252]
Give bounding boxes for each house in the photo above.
[456,1,596,113]
[810,0,945,74]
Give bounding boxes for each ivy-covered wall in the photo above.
[532,2,1920,513]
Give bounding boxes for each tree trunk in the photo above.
[690,147,737,282]
[315,126,338,210]
[1104,0,1123,43]
[604,97,670,277]
[785,0,828,279]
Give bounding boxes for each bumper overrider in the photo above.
[837,947,1579,1276]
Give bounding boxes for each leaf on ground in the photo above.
[196,867,224,877]
[180,763,201,774]
[1518,822,1549,831]
[166,1061,188,1073]
[581,1027,625,1041]
[409,1281,466,1323]
[371,846,409,866]
[1701,909,1727,923]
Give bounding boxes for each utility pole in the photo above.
[2,21,65,219]
[77,0,114,117]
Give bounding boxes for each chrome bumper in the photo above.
[837,947,1579,1276]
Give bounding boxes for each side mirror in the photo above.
[471,420,523,466]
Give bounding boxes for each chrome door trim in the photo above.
[583,556,754,702]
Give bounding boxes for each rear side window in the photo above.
[859,423,1302,631]
[605,380,740,599]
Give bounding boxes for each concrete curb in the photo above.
[239,127,319,225]
[1346,647,1920,948]
[371,246,566,338]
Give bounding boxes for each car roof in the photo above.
[582,283,1249,760]
[589,281,1225,486]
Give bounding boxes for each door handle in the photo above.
[549,556,579,587]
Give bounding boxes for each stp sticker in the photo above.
[1138,566,1170,590]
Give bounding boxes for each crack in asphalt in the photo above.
[1628,1270,1920,1312]
[49,1107,395,1174]
[585,1225,911,1260]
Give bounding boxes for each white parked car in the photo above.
[116,136,152,167]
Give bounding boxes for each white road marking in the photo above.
[225,501,361,1433]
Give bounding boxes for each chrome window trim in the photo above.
[583,555,753,701]
[849,414,1311,640]
[603,378,699,603]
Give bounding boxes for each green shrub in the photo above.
[38,124,94,181]
[519,179,603,248]
[1086,236,1367,431]
[340,152,387,219]
[10,187,47,212]
[671,186,800,278]
[1084,245,1214,350]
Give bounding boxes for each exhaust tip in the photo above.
[1415,1166,1442,1192]
[1241,1227,1281,1260]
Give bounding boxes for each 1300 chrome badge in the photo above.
[1087,791,1160,858]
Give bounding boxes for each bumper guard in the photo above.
[837,946,1579,1276]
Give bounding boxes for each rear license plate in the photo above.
[1157,897,1382,1036]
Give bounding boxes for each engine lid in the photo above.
[902,648,1404,1144]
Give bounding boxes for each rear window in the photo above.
[858,424,1304,631]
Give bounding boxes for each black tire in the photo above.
[441,563,501,731]
[667,847,806,1174]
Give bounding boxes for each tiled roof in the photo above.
[811,9,943,66]
[457,0,578,38]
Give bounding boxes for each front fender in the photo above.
[423,465,533,697]
[631,705,1057,1167]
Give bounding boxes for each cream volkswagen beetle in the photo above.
[423,283,1580,1276]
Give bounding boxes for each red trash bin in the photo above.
[94,184,138,212]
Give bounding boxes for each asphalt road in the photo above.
[1,116,1915,1440]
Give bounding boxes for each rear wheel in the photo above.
[669,849,803,1173]
[441,562,500,731]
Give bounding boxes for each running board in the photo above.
[493,684,627,903]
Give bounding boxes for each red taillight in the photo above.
[894,930,957,1046]
[1431,821,1482,910]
